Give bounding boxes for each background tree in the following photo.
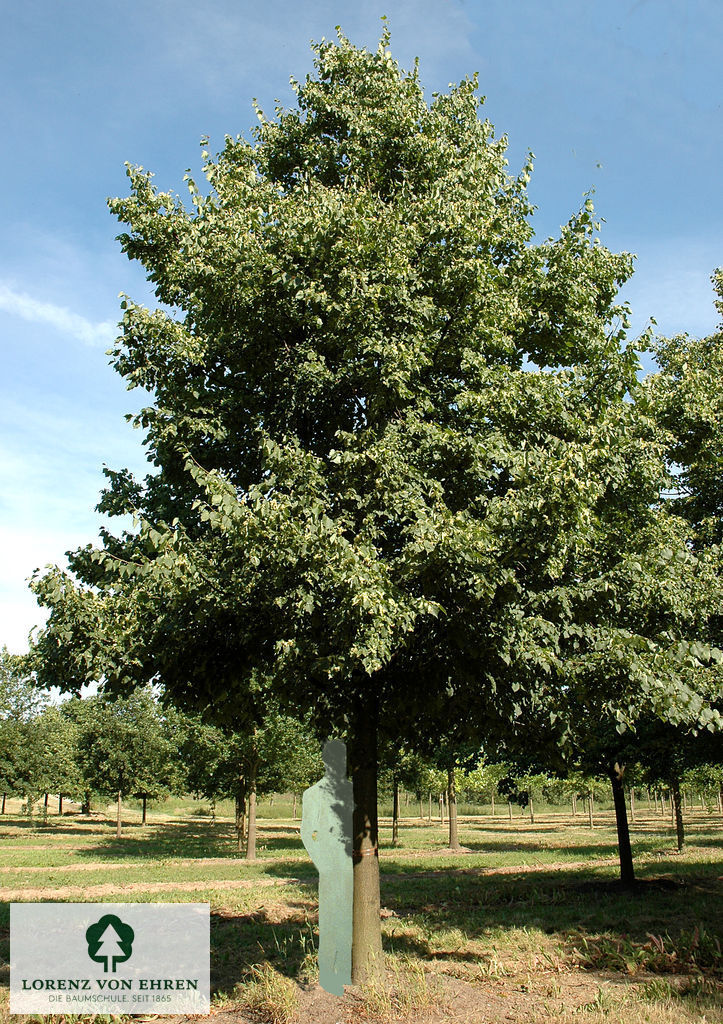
[67,688,179,837]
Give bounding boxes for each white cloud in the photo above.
[0,282,118,348]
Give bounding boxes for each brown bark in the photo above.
[447,765,460,850]
[587,792,594,829]
[142,794,147,824]
[392,777,400,846]
[671,777,685,851]
[439,793,444,825]
[58,793,63,815]
[350,694,383,985]
[1,793,5,814]
[116,790,122,838]
[235,788,246,854]
[428,791,432,822]
[245,758,258,861]
[572,793,577,817]
[82,790,92,815]
[528,793,535,825]
[609,763,635,887]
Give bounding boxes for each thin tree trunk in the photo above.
[1,793,5,814]
[447,765,460,850]
[58,794,63,815]
[529,793,535,825]
[609,763,635,887]
[671,777,685,851]
[116,790,122,839]
[629,787,635,824]
[245,758,258,861]
[293,792,297,820]
[428,791,432,822]
[572,794,577,817]
[587,792,594,829]
[142,794,147,824]
[508,800,513,821]
[659,790,665,817]
[43,792,49,817]
[349,693,383,985]
[235,789,246,854]
[439,793,444,825]
[682,789,687,812]
[718,788,723,816]
[670,791,675,827]
[392,777,400,846]
[404,790,409,807]
[491,791,495,816]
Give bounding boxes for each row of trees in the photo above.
[0,659,322,850]
[4,648,720,856]
[24,29,723,982]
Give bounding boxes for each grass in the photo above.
[0,800,721,1023]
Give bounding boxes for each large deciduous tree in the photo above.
[30,31,722,977]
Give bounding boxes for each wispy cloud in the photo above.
[0,282,118,348]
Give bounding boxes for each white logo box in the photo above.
[10,903,210,1015]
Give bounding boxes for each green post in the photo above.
[301,739,353,996]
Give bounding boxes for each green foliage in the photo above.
[64,688,180,801]
[28,30,722,777]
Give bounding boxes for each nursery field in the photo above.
[0,800,721,1024]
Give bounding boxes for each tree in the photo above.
[29,29,722,975]
[66,688,179,837]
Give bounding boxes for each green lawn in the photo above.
[1,804,721,1023]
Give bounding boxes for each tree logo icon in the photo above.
[86,914,135,973]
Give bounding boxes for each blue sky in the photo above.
[1,0,721,653]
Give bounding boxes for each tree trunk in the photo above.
[670,791,675,827]
[269,794,274,807]
[629,787,635,823]
[142,794,147,824]
[392,777,400,846]
[116,790,122,839]
[508,800,513,821]
[671,776,685,851]
[1,793,5,814]
[718,788,723,817]
[609,763,635,886]
[587,792,594,829]
[659,790,665,817]
[245,758,258,861]
[293,792,298,820]
[58,794,63,815]
[572,793,577,817]
[43,792,49,817]
[491,791,495,816]
[428,791,432,822]
[235,788,246,854]
[82,790,92,815]
[447,765,460,850]
[349,694,383,985]
[439,793,444,825]
[419,796,424,820]
[528,793,535,825]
